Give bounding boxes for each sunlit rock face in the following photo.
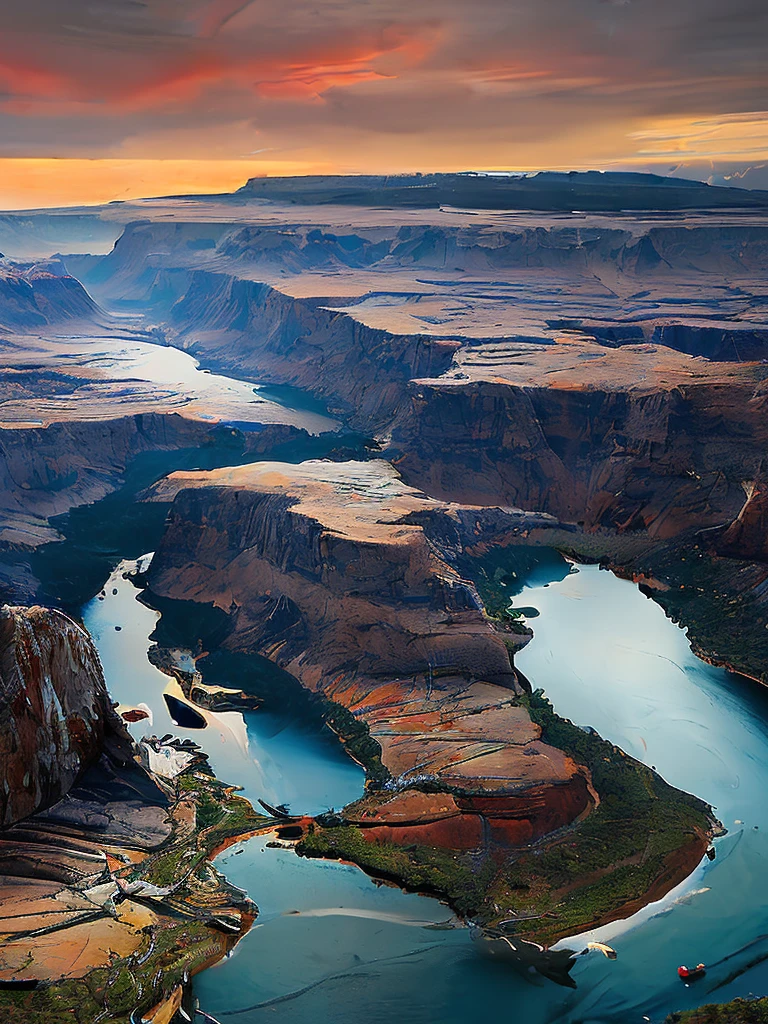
[147,459,592,848]
[0,604,124,826]
[390,342,768,539]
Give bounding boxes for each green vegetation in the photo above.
[299,824,494,917]
[0,766,270,1024]
[668,998,768,1023]
[458,544,570,618]
[299,690,712,946]
[504,691,712,943]
[321,700,390,787]
[0,919,223,1024]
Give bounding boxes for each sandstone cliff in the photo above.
[0,604,126,826]
[147,458,591,847]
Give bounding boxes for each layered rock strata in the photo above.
[0,604,127,826]
[390,336,768,538]
[147,459,591,847]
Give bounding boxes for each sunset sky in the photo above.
[1,0,767,208]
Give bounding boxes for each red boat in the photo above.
[678,964,706,981]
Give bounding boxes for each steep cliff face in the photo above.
[0,413,214,549]
[76,216,768,437]
[168,271,458,424]
[0,412,318,558]
[390,342,768,539]
[147,459,591,846]
[0,604,124,827]
[0,263,100,331]
[84,216,768,287]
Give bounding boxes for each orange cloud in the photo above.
[0,57,68,100]
[0,24,436,115]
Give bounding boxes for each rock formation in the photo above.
[64,200,768,685]
[0,604,126,826]
[0,261,100,332]
[145,458,712,942]
[146,459,584,846]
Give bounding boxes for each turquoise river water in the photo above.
[82,547,768,1024]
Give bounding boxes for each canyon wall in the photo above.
[0,262,101,331]
[146,459,592,849]
[0,604,126,827]
[169,270,458,425]
[390,369,768,539]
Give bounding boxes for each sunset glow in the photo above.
[0,0,766,205]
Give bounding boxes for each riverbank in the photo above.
[297,688,715,948]
[0,745,274,1023]
[523,526,768,688]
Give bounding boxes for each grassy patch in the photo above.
[299,691,712,945]
[298,823,492,917]
[668,998,768,1023]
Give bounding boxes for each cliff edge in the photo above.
[0,604,126,826]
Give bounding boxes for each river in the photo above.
[79,548,768,1024]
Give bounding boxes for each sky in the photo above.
[0,0,767,207]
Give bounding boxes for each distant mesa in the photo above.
[235,170,768,212]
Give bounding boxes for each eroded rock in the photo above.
[0,604,128,826]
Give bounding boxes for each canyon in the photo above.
[143,458,712,946]
[0,172,766,1020]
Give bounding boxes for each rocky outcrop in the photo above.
[0,414,213,549]
[0,605,265,1016]
[0,732,265,1016]
[711,481,768,562]
[0,604,126,826]
[147,459,590,846]
[0,263,100,331]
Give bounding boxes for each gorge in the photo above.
[0,172,767,1023]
